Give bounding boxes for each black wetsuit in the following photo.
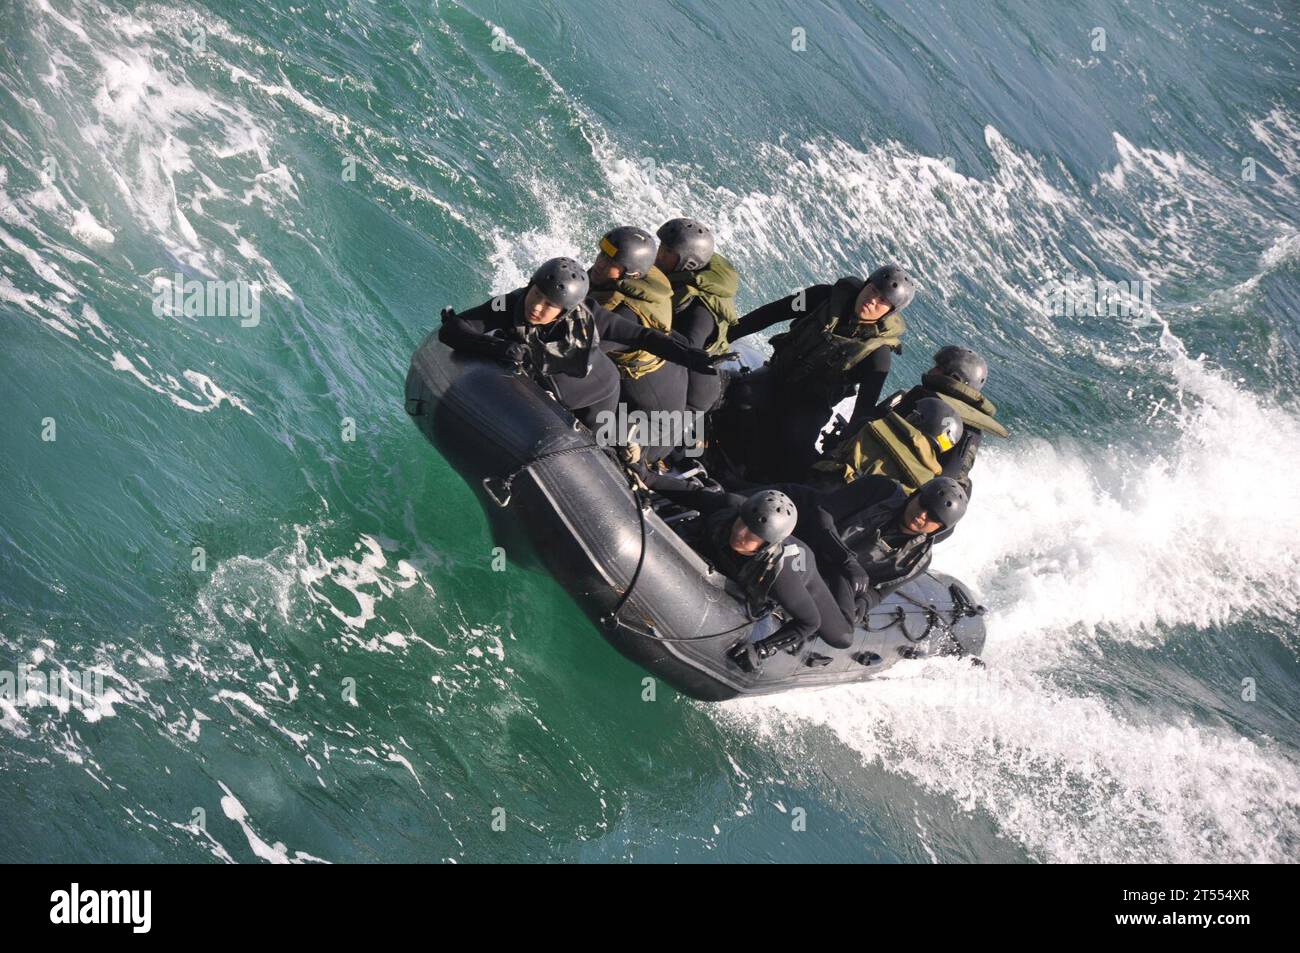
[599,298,691,464]
[729,285,894,481]
[439,289,712,432]
[662,489,855,649]
[674,299,725,414]
[772,476,937,590]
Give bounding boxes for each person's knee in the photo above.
[573,403,605,431]
[687,372,722,414]
[567,378,620,431]
[818,617,854,649]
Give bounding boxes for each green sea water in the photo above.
[1,0,1298,862]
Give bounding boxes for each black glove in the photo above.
[853,587,884,621]
[501,342,531,370]
[440,306,456,322]
[820,414,850,455]
[683,348,719,375]
[840,557,870,597]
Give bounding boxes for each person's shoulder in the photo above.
[463,286,525,315]
[585,296,622,321]
[795,283,836,309]
[853,474,902,500]
[781,536,817,568]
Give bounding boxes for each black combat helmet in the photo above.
[866,264,917,314]
[905,397,965,453]
[916,477,969,529]
[530,257,590,310]
[656,218,715,271]
[740,490,798,544]
[599,226,657,278]
[933,345,989,391]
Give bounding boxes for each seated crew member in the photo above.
[654,217,741,415]
[438,257,719,432]
[812,396,964,492]
[777,475,970,595]
[885,346,1009,484]
[587,226,688,465]
[676,489,856,671]
[725,264,918,482]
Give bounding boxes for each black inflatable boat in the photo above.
[404,331,987,701]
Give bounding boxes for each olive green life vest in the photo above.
[768,277,906,402]
[813,410,942,491]
[920,370,1009,438]
[667,253,741,356]
[591,266,674,380]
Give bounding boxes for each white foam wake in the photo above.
[728,659,1300,863]
[944,325,1300,653]
[731,335,1300,862]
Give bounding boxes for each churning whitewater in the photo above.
[1,0,1298,863]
